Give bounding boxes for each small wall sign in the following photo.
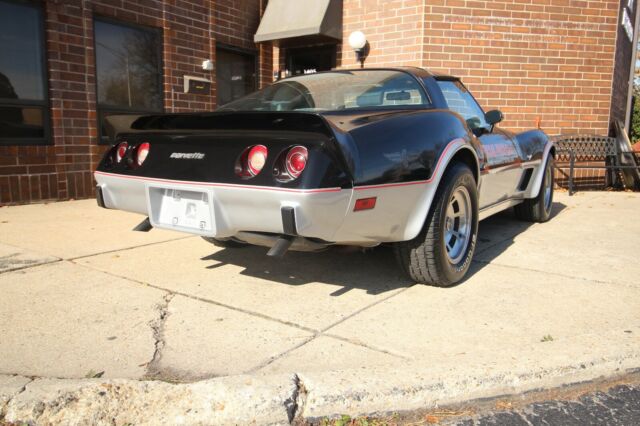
[183,75,211,95]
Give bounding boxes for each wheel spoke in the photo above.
[452,230,465,241]
[446,204,454,218]
[443,186,473,265]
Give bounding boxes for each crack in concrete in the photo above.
[323,333,411,360]
[0,377,34,421]
[72,261,319,334]
[245,336,319,375]
[144,293,175,379]
[246,287,413,375]
[68,236,194,262]
[286,374,307,424]
[320,286,412,335]
[0,258,62,275]
[471,259,639,289]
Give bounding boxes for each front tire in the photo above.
[394,162,479,287]
[514,155,554,223]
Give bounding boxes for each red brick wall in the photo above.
[342,0,425,68]
[0,0,268,205]
[421,0,618,136]
[213,0,272,100]
[340,0,618,137]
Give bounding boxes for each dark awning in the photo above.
[254,0,342,44]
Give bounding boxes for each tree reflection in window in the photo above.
[95,19,163,141]
[0,0,47,143]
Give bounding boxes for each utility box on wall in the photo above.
[183,76,211,95]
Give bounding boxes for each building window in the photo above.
[94,18,163,143]
[0,0,49,145]
[285,45,337,76]
[216,46,256,107]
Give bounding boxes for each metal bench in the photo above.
[553,121,640,195]
[552,135,618,195]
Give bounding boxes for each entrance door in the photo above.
[286,45,336,76]
[216,47,256,107]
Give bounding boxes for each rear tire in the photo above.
[394,162,479,287]
[201,237,247,248]
[514,156,554,223]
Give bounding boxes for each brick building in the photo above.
[0,0,637,204]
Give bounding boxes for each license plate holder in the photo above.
[147,186,216,236]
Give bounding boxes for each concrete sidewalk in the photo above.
[0,192,639,424]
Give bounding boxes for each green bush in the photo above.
[631,86,640,143]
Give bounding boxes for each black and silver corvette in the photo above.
[95,67,555,287]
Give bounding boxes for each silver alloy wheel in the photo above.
[444,186,472,264]
[543,161,553,212]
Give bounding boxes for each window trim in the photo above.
[0,0,51,146]
[215,43,258,107]
[93,15,164,145]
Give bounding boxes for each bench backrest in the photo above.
[551,135,617,162]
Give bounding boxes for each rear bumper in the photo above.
[94,171,354,243]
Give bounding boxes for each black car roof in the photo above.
[279,67,459,81]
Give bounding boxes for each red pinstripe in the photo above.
[93,171,343,194]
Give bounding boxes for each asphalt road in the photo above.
[452,384,640,425]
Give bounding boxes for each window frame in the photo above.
[215,43,258,107]
[0,0,51,146]
[93,15,164,145]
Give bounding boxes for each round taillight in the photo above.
[285,146,308,179]
[247,145,268,176]
[136,142,150,166]
[115,142,128,163]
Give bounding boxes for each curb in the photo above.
[2,351,639,425]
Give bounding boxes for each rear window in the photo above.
[220,70,431,112]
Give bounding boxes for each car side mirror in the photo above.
[485,109,504,126]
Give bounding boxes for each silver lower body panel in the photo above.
[94,171,441,246]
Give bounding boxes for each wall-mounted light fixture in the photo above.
[348,31,368,68]
[202,59,214,71]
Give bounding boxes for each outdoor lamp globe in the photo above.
[348,31,367,51]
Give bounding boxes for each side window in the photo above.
[437,80,488,130]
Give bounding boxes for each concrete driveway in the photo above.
[1,191,639,422]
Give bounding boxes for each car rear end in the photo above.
[95,112,355,246]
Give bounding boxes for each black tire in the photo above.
[201,237,247,248]
[514,156,554,223]
[394,162,479,287]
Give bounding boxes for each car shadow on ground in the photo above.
[201,242,411,296]
[458,201,567,285]
[201,202,567,295]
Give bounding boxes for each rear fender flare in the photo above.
[402,139,480,241]
[526,140,555,199]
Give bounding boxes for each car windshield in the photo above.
[219,70,430,112]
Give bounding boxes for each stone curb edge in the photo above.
[1,353,639,425]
